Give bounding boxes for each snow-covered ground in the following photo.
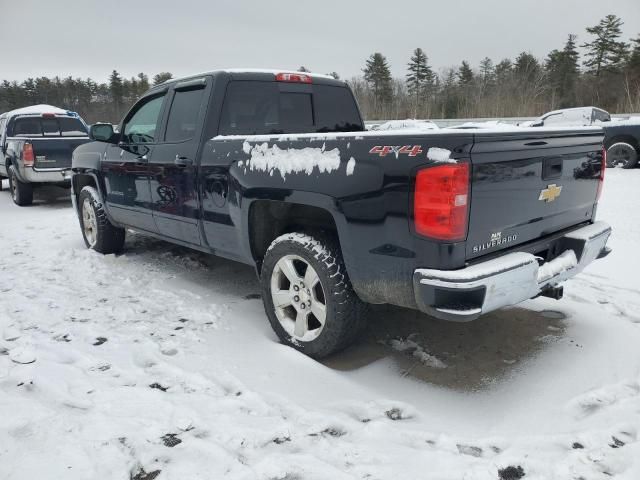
[1,170,640,480]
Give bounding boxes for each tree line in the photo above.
[0,14,638,124]
[354,14,639,119]
[0,71,173,125]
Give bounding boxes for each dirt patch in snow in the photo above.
[323,304,566,391]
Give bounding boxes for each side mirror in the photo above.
[531,120,543,127]
[89,123,116,142]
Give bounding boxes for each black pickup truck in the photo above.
[0,105,90,205]
[71,70,611,358]
[527,107,640,169]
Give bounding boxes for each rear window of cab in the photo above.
[218,81,364,136]
[11,116,88,137]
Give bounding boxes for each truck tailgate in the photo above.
[467,128,604,260]
[31,137,89,169]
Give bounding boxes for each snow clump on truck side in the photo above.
[427,147,457,163]
[241,141,341,179]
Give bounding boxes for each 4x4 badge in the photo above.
[539,184,562,202]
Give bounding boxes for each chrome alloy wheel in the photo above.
[82,197,98,247]
[270,254,327,341]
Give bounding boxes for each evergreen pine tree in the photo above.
[583,15,629,75]
[546,34,580,107]
[108,70,124,119]
[153,72,173,86]
[363,53,393,114]
[406,48,435,116]
[479,57,495,86]
[458,61,474,85]
[495,59,513,83]
[137,73,150,95]
[627,34,640,78]
[514,52,542,82]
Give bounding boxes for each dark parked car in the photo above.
[71,69,611,358]
[0,105,90,205]
[527,107,640,169]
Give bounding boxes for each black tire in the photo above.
[260,231,366,359]
[8,165,33,206]
[78,186,125,254]
[606,142,638,169]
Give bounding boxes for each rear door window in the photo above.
[164,87,206,142]
[314,86,363,132]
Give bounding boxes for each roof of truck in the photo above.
[154,69,342,89]
[0,104,79,120]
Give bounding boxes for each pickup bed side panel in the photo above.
[201,133,474,307]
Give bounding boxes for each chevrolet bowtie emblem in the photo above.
[539,184,563,202]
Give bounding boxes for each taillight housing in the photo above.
[414,163,470,241]
[22,143,35,167]
[596,146,606,201]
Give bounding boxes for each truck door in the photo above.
[101,93,166,232]
[148,78,209,245]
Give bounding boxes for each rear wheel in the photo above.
[79,186,125,254]
[606,142,638,169]
[8,165,33,206]
[261,231,366,359]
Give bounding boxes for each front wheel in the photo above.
[78,186,125,254]
[606,142,638,169]
[8,165,33,206]
[261,232,366,359]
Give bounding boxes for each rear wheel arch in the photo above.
[605,134,639,151]
[247,200,342,274]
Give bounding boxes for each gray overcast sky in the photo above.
[1,0,639,82]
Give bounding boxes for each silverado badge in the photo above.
[539,184,562,202]
[472,231,518,254]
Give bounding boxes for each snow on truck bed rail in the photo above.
[212,125,604,143]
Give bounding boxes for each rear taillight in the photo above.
[275,72,312,83]
[414,163,470,241]
[596,146,606,201]
[22,143,35,166]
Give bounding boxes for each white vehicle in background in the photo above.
[524,106,611,127]
[371,119,439,131]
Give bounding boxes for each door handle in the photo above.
[174,155,193,167]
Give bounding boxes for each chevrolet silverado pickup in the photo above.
[70,69,611,358]
[0,104,90,205]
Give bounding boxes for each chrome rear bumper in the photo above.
[413,221,612,321]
